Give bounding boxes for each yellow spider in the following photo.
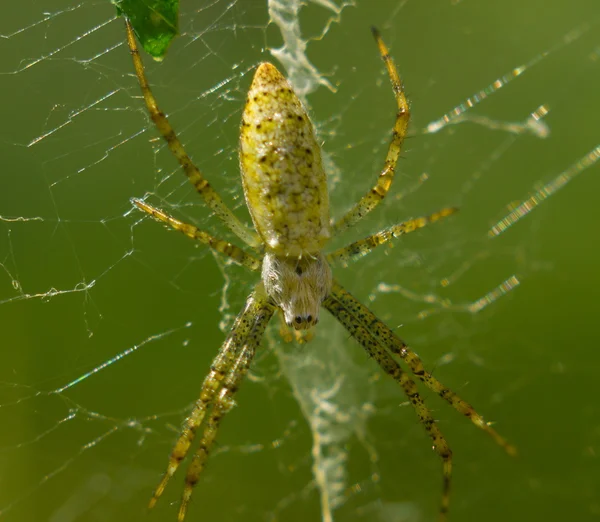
[125,20,515,522]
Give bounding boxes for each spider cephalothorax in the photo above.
[125,19,514,522]
[262,252,332,329]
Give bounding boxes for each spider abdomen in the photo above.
[240,63,331,257]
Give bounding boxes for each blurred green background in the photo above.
[1,1,599,522]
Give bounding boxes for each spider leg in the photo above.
[332,27,410,235]
[328,207,458,266]
[324,280,516,520]
[178,294,274,522]
[328,281,516,456]
[124,20,261,250]
[148,289,275,512]
[132,198,260,271]
[323,280,452,520]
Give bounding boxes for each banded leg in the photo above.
[329,281,516,456]
[132,198,260,271]
[328,207,458,266]
[148,290,275,511]
[323,282,453,520]
[178,297,274,521]
[124,20,261,249]
[332,27,410,235]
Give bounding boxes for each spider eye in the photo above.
[307,315,312,322]
[295,316,302,324]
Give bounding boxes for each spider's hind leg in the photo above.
[332,28,410,236]
[124,20,260,249]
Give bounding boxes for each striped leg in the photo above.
[125,20,260,249]
[324,280,516,520]
[329,281,516,456]
[323,281,452,520]
[328,207,457,266]
[132,198,260,271]
[177,296,274,521]
[148,290,275,514]
[332,28,410,235]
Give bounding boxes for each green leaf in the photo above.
[113,0,179,60]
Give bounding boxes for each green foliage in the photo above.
[113,0,178,60]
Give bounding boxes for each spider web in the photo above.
[1,2,600,522]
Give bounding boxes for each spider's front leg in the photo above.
[177,296,274,521]
[149,288,275,520]
[323,282,453,520]
[323,280,515,521]
[332,281,516,454]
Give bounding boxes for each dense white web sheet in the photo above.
[1,2,599,522]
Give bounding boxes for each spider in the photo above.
[125,19,515,522]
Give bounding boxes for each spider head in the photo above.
[261,252,332,330]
